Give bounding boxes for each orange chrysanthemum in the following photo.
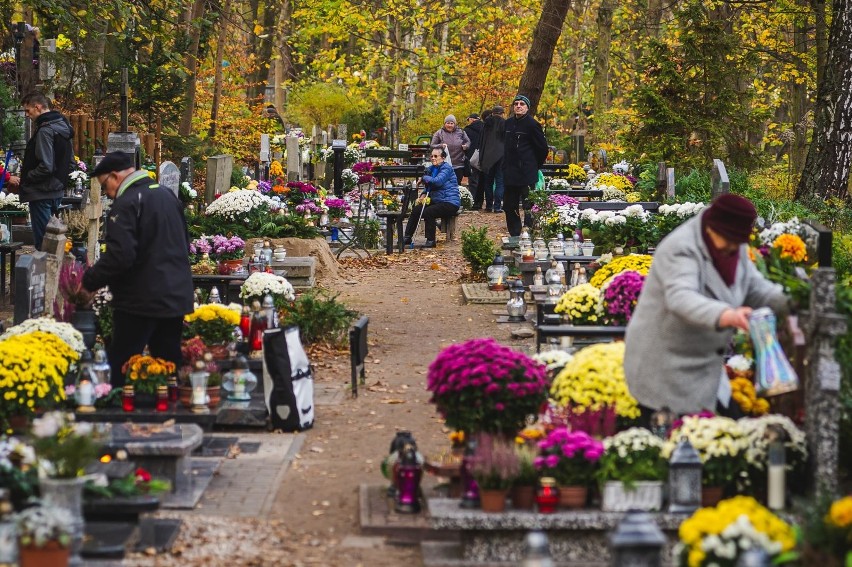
[772,233,807,263]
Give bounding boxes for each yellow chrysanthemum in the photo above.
[828,496,852,528]
[550,342,639,419]
[553,284,601,324]
[772,233,807,263]
[589,254,653,288]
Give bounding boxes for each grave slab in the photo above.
[461,283,514,305]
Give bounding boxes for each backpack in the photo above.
[262,326,315,432]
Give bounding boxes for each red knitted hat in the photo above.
[703,194,757,243]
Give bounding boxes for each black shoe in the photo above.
[403,236,412,245]
[423,240,437,248]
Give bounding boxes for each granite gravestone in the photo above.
[158,161,180,198]
[14,252,47,324]
[205,155,233,204]
[711,159,730,198]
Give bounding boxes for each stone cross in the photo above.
[86,178,103,265]
[711,159,730,198]
[41,216,67,314]
[800,268,848,495]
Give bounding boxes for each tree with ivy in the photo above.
[0,78,22,150]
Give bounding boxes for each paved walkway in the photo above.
[189,432,305,517]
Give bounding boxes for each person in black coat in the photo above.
[463,113,484,209]
[502,94,548,236]
[83,152,195,386]
[478,106,505,212]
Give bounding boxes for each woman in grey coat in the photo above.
[624,194,789,416]
[430,115,470,184]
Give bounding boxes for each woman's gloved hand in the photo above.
[422,175,433,184]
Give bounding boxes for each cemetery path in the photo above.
[122,210,517,566]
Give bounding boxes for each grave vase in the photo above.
[71,308,97,351]
[38,477,85,567]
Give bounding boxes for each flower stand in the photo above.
[600,481,664,512]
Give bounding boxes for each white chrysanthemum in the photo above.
[239,272,295,302]
[602,186,626,201]
[739,414,807,470]
[205,190,273,221]
[547,178,570,191]
[604,214,627,226]
[0,317,85,353]
[726,354,752,372]
[556,204,581,226]
[623,204,649,220]
[0,192,29,211]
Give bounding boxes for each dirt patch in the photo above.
[269,236,341,284]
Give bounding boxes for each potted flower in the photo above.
[0,436,38,510]
[239,272,296,310]
[0,331,79,431]
[426,338,549,436]
[183,304,241,353]
[323,197,352,222]
[554,283,601,325]
[596,427,667,511]
[599,270,645,326]
[675,496,797,566]
[57,261,96,348]
[177,341,223,408]
[588,253,653,288]
[511,443,540,510]
[534,427,603,508]
[15,504,74,567]
[662,415,749,504]
[800,494,852,566]
[549,342,640,437]
[740,414,807,498]
[122,355,175,404]
[468,434,520,513]
[564,163,588,184]
[209,234,246,274]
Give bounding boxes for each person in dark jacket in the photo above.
[502,95,548,236]
[82,152,194,386]
[403,148,460,248]
[478,106,506,213]
[7,92,74,250]
[463,113,484,209]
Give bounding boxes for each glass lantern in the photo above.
[545,260,563,298]
[506,280,527,322]
[92,346,111,385]
[548,236,564,257]
[189,362,211,414]
[668,438,702,514]
[581,239,596,257]
[519,230,533,261]
[486,253,509,291]
[223,356,258,401]
[75,349,98,413]
[533,239,549,261]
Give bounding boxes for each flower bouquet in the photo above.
[15,504,73,549]
[351,161,376,184]
[565,164,588,184]
[239,272,296,308]
[589,253,653,288]
[0,330,78,428]
[179,181,197,205]
[372,190,400,212]
[729,377,769,416]
[597,427,667,511]
[550,342,640,436]
[183,304,241,345]
[599,270,645,326]
[662,415,749,489]
[204,190,274,224]
[31,411,101,478]
[675,496,796,567]
[426,338,549,435]
[546,178,571,192]
[209,234,246,262]
[323,197,352,220]
[122,355,175,395]
[534,427,603,487]
[655,202,706,240]
[340,169,360,191]
[58,260,94,312]
[554,283,601,325]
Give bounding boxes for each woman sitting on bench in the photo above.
[403,148,460,248]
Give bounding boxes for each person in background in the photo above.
[463,113,484,209]
[430,115,470,185]
[6,91,74,250]
[403,148,460,248]
[502,95,548,235]
[82,152,194,386]
[478,106,505,213]
[624,194,789,420]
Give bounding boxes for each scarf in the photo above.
[701,216,739,286]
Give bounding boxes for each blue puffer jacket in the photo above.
[422,162,460,207]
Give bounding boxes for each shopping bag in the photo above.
[262,326,315,432]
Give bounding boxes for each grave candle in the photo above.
[536,478,559,514]
[122,384,135,412]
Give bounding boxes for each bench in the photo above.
[437,210,460,242]
[376,183,418,254]
[364,149,413,163]
[371,164,424,190]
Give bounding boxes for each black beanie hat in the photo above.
[703,194,757,243]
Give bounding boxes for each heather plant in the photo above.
[469,434,520,490]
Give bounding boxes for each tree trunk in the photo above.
[790,0,809,179]
[209,0,232,140]
[795,0,852,201]
[517,0,573,114]
[812,0,828,87]
[592,0,616,119]
[273,0,297,111]
[178,0,207,137]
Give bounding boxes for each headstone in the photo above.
[666,168,676,200]
[14,252,47,324]
[656,162,667,200]
[337,124,348,142]
[86,178,103,265]
[107,68,141,168]
[179,157,193,187]
[571,135,584,165]
[39,38,56,81]
[286,135,301,182]
[41,217,67,313]
[711,159,730,198]
[801,269,847,496]
[260,134,270,164]
[205,155,233,204]
[158,161,180,198]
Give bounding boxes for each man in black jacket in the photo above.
[83,152,194,386]
[463,113,484,209]
[502,95,548,236]
[478,106,505,213]
[7,92,74,250]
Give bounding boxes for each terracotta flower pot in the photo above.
[701,486,724,507]
[18,540,70,567]
[558,485,588,509]
[178,385,221,409]
[511,485,536,510]
[479,489,508,513]
[217,258,244,275]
